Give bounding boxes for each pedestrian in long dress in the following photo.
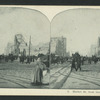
[31,58,46,85]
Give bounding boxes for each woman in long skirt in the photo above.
[31,58,46,85]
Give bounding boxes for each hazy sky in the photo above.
[0,7,50,54]
[0,7,100,56]
[51,8,100,56]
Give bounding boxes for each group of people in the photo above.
[71,53,81,71]
[0,54,17,62]
[19,55,35,64]
[71,52,100,71]
[51,54,68,64]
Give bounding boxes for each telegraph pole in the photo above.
[49,23,51,69]
[29,36,31,62]
[49,40,51,68]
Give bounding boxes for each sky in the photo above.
[0,7,100,56]
[0,7,50,54]
[51,8,100,56]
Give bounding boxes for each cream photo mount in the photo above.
[0,5,99,96]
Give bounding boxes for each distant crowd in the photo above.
[71,52,100,71]
[0,53,100,71]
[0,54,17,62]
[0,53,49,68]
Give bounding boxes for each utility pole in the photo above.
[49,23,51,69]
[29,36,31,61]
[49,41,51,67]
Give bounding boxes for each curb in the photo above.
[52,65,71,89]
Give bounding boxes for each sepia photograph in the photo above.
[0,7,50,89]
[50,8,100,89]
[0,6,99,95]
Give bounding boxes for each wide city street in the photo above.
[50,61,100,89]
[61,61,100,89]
[0,60,100,89]
[0,60,49,89]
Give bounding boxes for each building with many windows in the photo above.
[51,36,67,57]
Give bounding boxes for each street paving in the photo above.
[50,62,71,89]
[61,61,100,89]
[0,61,49,88]
[0,60,100,89]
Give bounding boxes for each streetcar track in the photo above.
[58,68,71,76]
[0,76,27,88]
[69,76,100,87]
[50,64,71,77]
[0,72,49,88]
[2,75,49,89]
[50,67,67,77]
[50,67,71,77]
[53,66,100,88]
[73,72,100,81]
[2,75,31,84]
[70,73,100,86]
[60,65,100,88]
[50,67,66,76]
[51,67,70,77]
[50,66,71,84]
[0,73,31,81]
[0,73,31,88]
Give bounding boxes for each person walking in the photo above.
[71,58,77,71]
[71,54,77,71]
[31,58,47,85]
